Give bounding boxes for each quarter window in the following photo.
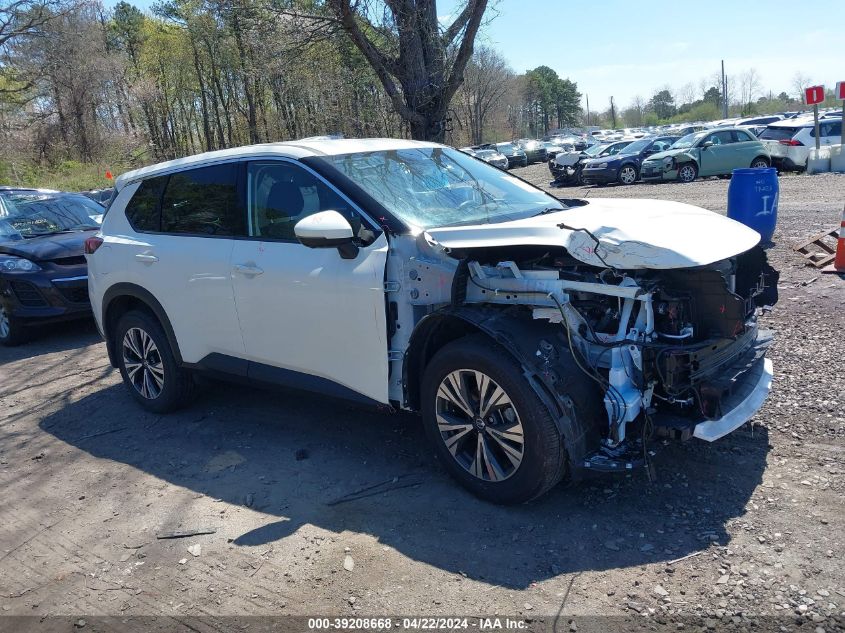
[125,176,167,232]
[247,161,356,241]
[161,164,244,236]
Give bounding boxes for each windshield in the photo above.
[317,147,564,229]
[671,131,708,149]
[584,144,607,156]
[496,143,515,153]
[0,193,103,239]
[618,139,650,155]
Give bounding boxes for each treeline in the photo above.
[0,0,581,182]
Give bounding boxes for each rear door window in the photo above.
[125,176,167,232]
[161,164,244,236]
[813,121,842,138]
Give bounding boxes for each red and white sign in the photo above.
[836,81,845,101]
[805,85,825,105]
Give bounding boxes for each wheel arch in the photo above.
[101,283,182,368]
[403,306,601,468]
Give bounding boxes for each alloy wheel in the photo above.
[619,166,637,184]
[435,369,525,482]
[0,306,9,339]
[679,165,696,182]
[122,327,165,399]
[751,159,768,169]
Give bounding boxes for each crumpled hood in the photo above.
[426,198,761,270]
[643,148,688,162]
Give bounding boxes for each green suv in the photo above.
[641,127,770,183]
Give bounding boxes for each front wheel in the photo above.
[678,162,698,183]
[115,310,197,413]
[617,164,638,185]
[420,337,567,504]
[0,303,28,346]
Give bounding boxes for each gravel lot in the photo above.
[1,166,844,631]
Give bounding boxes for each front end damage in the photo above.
[391,217,778,473]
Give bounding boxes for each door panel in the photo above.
[231,159,390,404]
[231,234,390,403]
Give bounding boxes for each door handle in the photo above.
[135,253,159,263]
[232,263,264,277]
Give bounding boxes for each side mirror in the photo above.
[702,141,714,149]
[294,210,358,259]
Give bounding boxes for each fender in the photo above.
[101,282,183,367]
[404,306,601,471]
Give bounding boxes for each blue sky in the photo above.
[113,0,845,109]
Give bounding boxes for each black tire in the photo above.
[617,163,638,185]
[115,309,197,413]
[0,303,28,346]
[750,157,769,169]
[421,336,572,504]
[677,162,698,183]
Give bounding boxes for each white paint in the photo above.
[427,198,761,270]
[294,210,354,240]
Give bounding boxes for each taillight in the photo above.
[84,236,104,254]
[778,139,803,146]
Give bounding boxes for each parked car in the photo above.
[87,139,778,504]
[581,136,678,185]
[474,148,509,170]
[550,140,632,185]
[516,140,548,164]
[542,140,572,160]
[758,117,843,172]
[459,147,478,157]
[0,191,103,345]
[494,142,528,168]
[641,128,770,183]
[82,188,115,206]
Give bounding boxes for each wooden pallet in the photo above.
[794,228,840,268]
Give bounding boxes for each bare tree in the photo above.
[738,68,762,114]
[323,0,490,141]
[791,72,812,102]
[454,46,511,144]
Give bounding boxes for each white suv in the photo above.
[759,116,843,171]
[86,139,778,504]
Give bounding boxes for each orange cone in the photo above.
[822,205,845,274]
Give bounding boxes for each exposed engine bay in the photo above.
[388,225,779,464]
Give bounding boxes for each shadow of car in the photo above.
[39,379,769,589]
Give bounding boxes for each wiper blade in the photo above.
[534,207,565,216]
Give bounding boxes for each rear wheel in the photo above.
[0,303,28,346]
[617,164,638,185]
[115,310,197,413]
[420,336,567,504]
[751,157,769,169]
[678,162,698,183]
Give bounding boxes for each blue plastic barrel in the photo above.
[727,168,779,242]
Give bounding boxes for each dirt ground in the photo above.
[1,167,844,632]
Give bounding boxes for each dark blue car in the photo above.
[581,136,679,186]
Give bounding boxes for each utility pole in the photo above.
[721,60,728,118]
[610,96,617,128]
[585,94,590,126]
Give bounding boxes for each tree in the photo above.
[523,65,580,135]
[322,0,490,141]
[738,68,761,115]
[791,72,812,102]
[454,46,512,144]
[702,86,721,106]
[649,89,675,120]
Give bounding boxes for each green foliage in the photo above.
[523,65,581,135]
[649,89,676,120]
[0,158,127,191]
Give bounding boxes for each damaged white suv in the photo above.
[86,139,778,504]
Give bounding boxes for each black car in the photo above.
[580,136,679,186]
[493,142,528,168]
[0,192,103,345]
[516,139,548,164]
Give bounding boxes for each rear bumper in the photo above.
[693,357,773,441]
